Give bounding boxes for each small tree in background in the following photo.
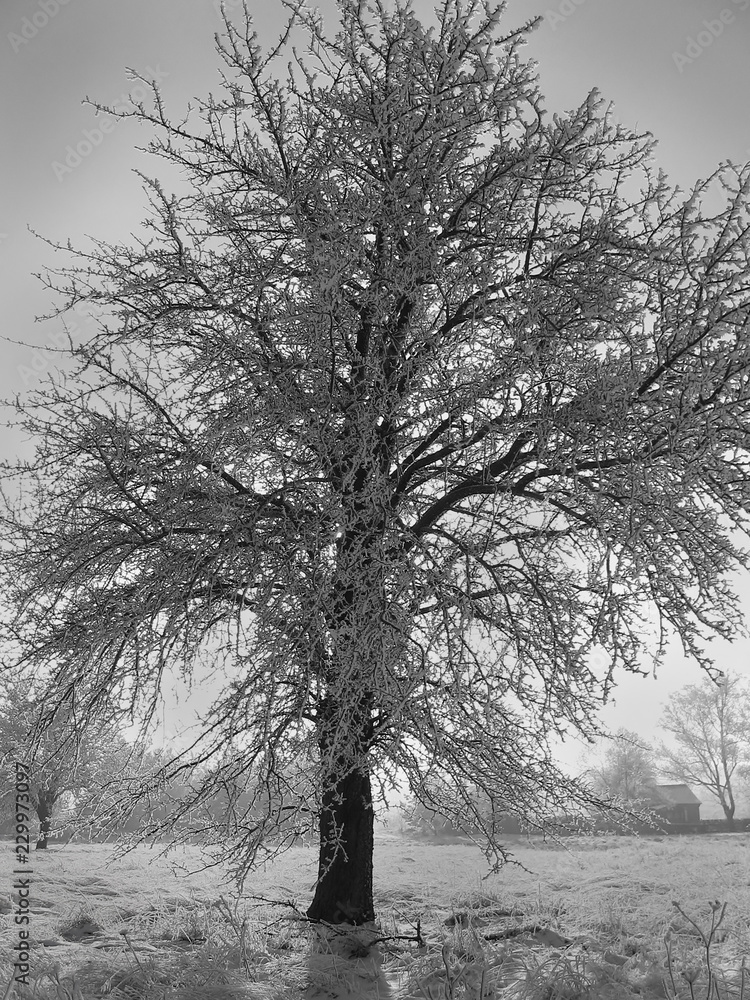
[580,727,657,806]
[3,0,750,923]
[400,779,505,839]
[0,673,144,848]
[657,673,750,829]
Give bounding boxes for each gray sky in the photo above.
[2,0,750,775]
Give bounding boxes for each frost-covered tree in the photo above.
[657,674,750,829]
[0,674,143,848]
[582,727,657,806]
[3,0,750,923]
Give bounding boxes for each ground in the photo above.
[1,830,748,998]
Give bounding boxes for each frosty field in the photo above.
[1,831,749,998]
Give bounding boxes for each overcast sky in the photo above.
[2,0,750,787]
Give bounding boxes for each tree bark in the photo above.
[35,794,54,850]
[307,693,375,924]
[307,761,375,924]
[720,781,736,830]
[722,802,736,830]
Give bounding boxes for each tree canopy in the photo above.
[3,0,750,922]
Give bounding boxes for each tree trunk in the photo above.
[721,784,736,830]
[35,796,53,850]
[722,802,736,830]
[307,761,375,924]
[307,523,380,924]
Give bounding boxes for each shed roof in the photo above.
[655,783,701,805]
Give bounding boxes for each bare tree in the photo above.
[581,727,657,805]
[657,674,750,829]
[3,0,750,923]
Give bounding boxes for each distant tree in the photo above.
[67,745,169,841]
[4,0,750,924]
[656,674,750,829]
[0,673,143,848]
[400,778,522,839]
[400,796,460,839]
[401,780,479,839]
[581,727,657,805]
[139,756,319,849]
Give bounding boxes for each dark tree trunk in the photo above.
[306,691,375,924]
[722,802,736,830]
[307,761,375,924]
[35,795,54,850]
[721,783,736,830]
[307,520,381,924]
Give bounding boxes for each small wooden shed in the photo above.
[653,783,701,824]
